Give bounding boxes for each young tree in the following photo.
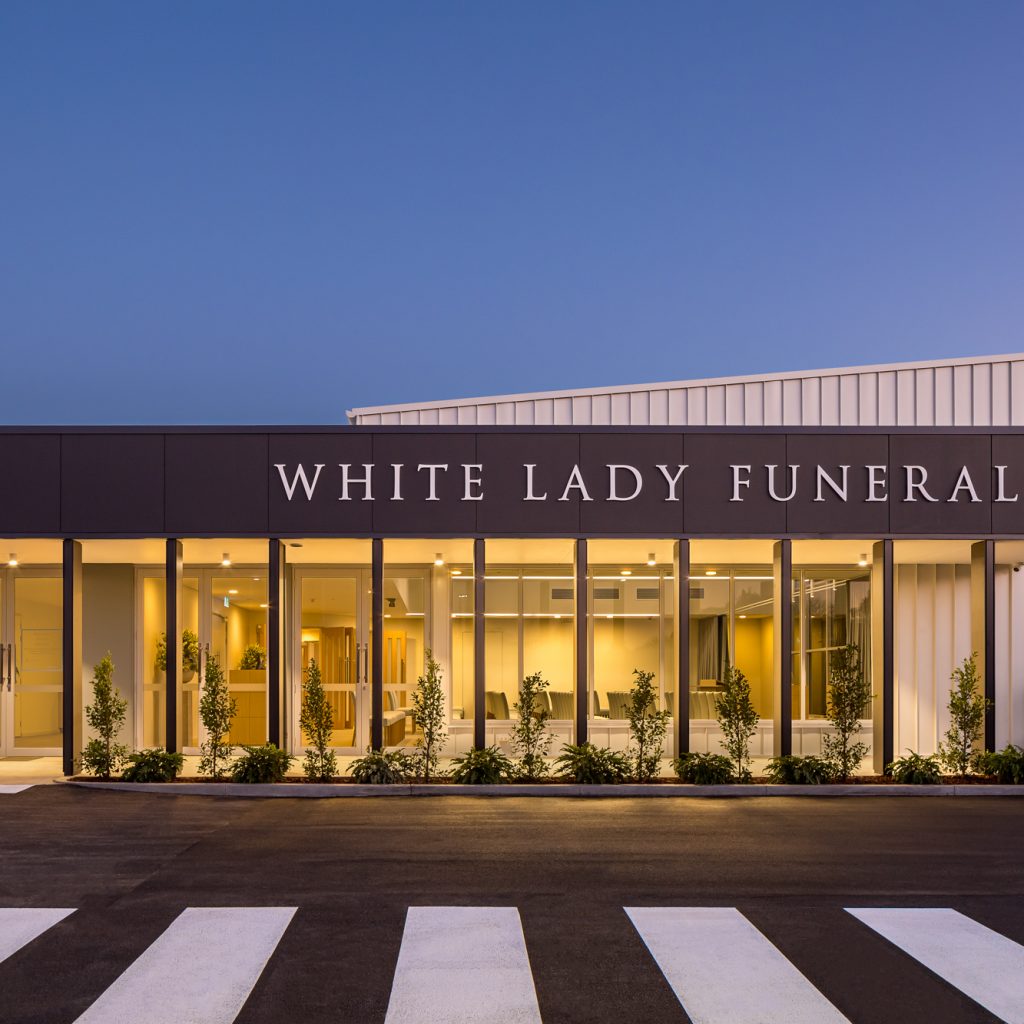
[511,671,552,779]
[716,665,759,781]
[412,649,447,782]
[625,669,670,782]
[80,653,128,778]
[198,654,236,779]
[822,644,873,781]
[300,658,337,781]
[939,653,990,779]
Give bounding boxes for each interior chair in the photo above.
[547,690,574,719]
[606,690,632,720]
[485,690,510,720]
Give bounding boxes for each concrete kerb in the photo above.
[56,779,1024,798]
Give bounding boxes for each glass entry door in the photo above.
[180,569,269,753]
[0,570,63,755]
[293,570,370,753]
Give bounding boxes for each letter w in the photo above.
[275,463,324,501]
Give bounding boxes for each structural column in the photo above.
[473,538,486,750]
[674,539,690,757]
[165,539,182,753]
[772,540,792,758]
[574,539,588,745]
[371,538,384,750]
[61,540,82,777]
[871,539,894,773]
[971,540,996,751]
[267,540,285,748]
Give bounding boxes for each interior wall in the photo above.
[82,565,135,743]
[894,563,972,755]
[734,617,773,717]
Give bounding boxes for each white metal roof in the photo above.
[347,352,1024,427]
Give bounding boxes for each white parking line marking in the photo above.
[626,906,850,1024]
[384,906,542,1024]
[848,907,1024,1023]
[74,906,296,1024]
[0,908,74,963]
[0,785,33,794]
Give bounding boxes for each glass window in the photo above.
[449,566,473,723]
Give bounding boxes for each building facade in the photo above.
[4,353,1024,775]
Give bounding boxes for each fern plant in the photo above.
[555,743,629,784]
[412,649,446,782]
[230,744,293,783]
[349,748,413,784]
[766,754,836,785]
[887,751,942,784]
[122,749,183,783]
[672,752,733,785]
[625,669,669,781]
[972,745,1024,784]
[198,654,236,779]
[80,653,129,779]
[300,658,337,781]
[511,672,552,779]
[449,746,514,784]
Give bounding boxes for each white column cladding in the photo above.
[430,562,451,747]
[994,565,1024,749]
[894,563,972,757]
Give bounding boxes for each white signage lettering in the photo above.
[275,463,323,501]
[339,463,373,501]
[607,464,642,502]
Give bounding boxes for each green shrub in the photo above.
[555,743,630,784]
[412,650,447,782]
[230,744,293,784]
[887,751,943,785]
[121,749,184,783]
[198,655,236,779]
[238,644,266,670]
[625,669,670,781]
[939,654,990,779]
[349,748,413,784]
[972,745,1024,784]
[510,672,552,779]
[155,629,199,674]
[716,665,759,781]
[822,644,872,780]
[300,659,337,782]
[80,653,129,779]
[449,746,514,785]
[766,754,837,785]
[672,752,734,785]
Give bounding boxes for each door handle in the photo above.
[6,643,12,692]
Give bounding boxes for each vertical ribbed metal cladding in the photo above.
[61,539,82,777]
[983,539,996,750]
[675,539,690,757]
[473,538,486,750]
[773,540,793,758]
[267,540,284,747]
[165,539,182,753]
[882,539,895,769]
[371,538,384,751]
[574,539,588,745]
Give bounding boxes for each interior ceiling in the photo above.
[0,537,1014,568]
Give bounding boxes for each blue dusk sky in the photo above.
[1,1,1022,423]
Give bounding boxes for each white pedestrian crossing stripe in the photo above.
[73,906,296,1024]
[0,785,33,794]
[626,906,850,1024]
[848,907,1024,1024]
[384,906,543,1024]
[0,908,74,964]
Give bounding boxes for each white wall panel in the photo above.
[629,391,650,425]
[611,392,630,424]
[916,367,935,426]
[706,385,725,425]
[668,389,686,424]
[878,371,897,425]
[953,364,973,426]
[782,379,802,423]
[995,567,1024,749]
[992,362,1010,426]
[820,375,839,425]
[801,376,821,426]
[649,389,668,425]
